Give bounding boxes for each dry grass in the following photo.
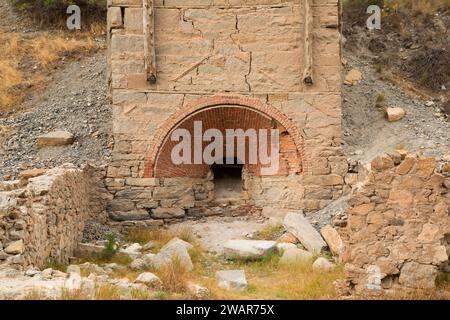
[157,257,190,294]
[0,29,102,113]
[196,257,343,300]
[251,224,285,241]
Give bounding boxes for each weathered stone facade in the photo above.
[107,0,344,221]
[0,165,107,269]
[338,152,450,294]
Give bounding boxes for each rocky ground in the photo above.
[0,53,112,178]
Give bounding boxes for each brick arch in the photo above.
[143,96,305,177]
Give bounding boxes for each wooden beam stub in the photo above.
[143,0,156,83]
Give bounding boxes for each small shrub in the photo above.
[102,232,119,259]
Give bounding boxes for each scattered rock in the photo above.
[320,225,344,257]
[283,212,326,253]
[134,272,162,288]
[312,257,335,272]
[37,130,75,147]
[120,243,142,258]
[280,248,313,264]
[66,265,81,275]
[130,258,146,271]
[187,282,210,299]
[142,253,156,267]
[386,107,406,122]
[79,262,106,275]
[223,240,277,260]
[216,270,247,291]
[344,68,363,85]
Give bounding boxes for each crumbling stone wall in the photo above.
[339,152,450,294]
[107,0,344,221]
[0,165,107,269]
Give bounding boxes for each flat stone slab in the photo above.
[37,131,74,147]
[223,240,277,260]
[216,270,247,291]
[283,212,326,254]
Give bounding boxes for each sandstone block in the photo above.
[396,155,415,175]
[399,262,437,289]
[386,107,406,122]
[320,225,344,257]
[283,212,326,253]
[344,69,362,85]
[37,131,74,147]
[108,7,123,28]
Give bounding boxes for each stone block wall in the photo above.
[338,152,450,294]
[0,165,108,269]
[107,0,344,221]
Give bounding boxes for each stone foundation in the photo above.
[0,165,108,269]
[339,152,450,294]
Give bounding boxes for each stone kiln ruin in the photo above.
[106,0,345,221]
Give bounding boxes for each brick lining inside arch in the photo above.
[144,96,306,178]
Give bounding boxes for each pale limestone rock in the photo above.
[134,272,162,288]
[152,238,193,271]
[216,270,247,291]
[223,240,277,260]
[66,265,81,275]
[280,248,313,264]
[312,257,335,272]
[120,243,142,258]
[65,272,82,290]
[130,258,146,271]
[283,212,326,253]
[37,131,74,147]
[320,225,344,257]
[386,107,406,122]
[276,243,297,252]
[399,262,437,289]
[4,240,24,255]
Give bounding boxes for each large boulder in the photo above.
[223,240,277,260]
[152,238,193,271]
[283,213,326,253]
[216,270,247,291]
